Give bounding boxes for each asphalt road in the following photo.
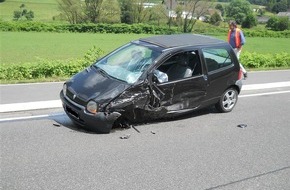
[1,70,290,190]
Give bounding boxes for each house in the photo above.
[277,12,290,19]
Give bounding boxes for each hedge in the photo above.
[1,21,290,37]
[241,52,290,68]
[0,21,179,34]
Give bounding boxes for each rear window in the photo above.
[202,48,233,72]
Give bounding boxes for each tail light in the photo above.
[238,68,243,80]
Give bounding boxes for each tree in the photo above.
[147,4,168,26]
[272,0,288,13]
[266,16,289,31]
[179,0,213,33]
[13,4,34,21]
[99,0,121,23]
[85,0,104,23]
[118,0,149,24]
[266,16,279,29]
[215,3,224,16]
[25,10,34,20]
[13,10,22,20]
[119,0,135,24]
[134,0,149,23]
[210,11,222,26]
[242,13,257,28]
[58,0,84,24]
[257,8,265,16]
[226,0,252,24]
[277,17,289,31]
[175,4,184,28]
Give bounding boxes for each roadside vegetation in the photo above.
[0,0,289,83]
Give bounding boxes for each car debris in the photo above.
[237,124,247,128]
[53,123,61,127]
[120,134,131,139]
[132,125,141,133]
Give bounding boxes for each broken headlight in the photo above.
[86,100,98,114]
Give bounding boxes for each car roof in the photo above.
[139,34,226,49]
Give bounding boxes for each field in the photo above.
[0,0,60,22]
[1,1,289,65]
[1,31,290,65]
[0,0,163,22]
[0,32,153,64]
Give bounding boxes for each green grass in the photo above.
[0,0,60,22]
[0,0,164,22]
[0,32,152,64]
[1,32,290,65]
[243,37,290,54]
[215,36,290,54]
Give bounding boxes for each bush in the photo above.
[242,14,257,28]
[243,29,290,38]
[266,16,289,31]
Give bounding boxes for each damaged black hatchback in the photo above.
[60,34,243,133]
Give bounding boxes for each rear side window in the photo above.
[202,48,233,72]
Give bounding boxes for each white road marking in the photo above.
[0,82,290,113]
[242,81,290,91]
[2,90,290,122]
[1,89,290,122]
[239,90,290,98]
[0,100,62,113]
[0,113,64,122]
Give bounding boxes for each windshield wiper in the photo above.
[98,68,109,77]
[97,67,123,81]
[93,65,109,77]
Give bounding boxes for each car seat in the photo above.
[166,56,193,81]
[205,58,219,72]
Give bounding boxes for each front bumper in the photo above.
[60,91,121,133]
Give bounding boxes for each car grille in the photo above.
[66,89,87,106]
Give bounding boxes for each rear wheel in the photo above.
[215,88,238,113]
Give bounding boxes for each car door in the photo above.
[149,50,207,113]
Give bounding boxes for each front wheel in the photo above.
[215,88,238,113]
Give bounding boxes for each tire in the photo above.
[215,87,238,113]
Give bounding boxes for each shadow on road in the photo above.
[51,106,219,134]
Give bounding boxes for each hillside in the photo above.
[0,0,164,22]
[1,0,62,22]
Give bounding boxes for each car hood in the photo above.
[66,66,130,104]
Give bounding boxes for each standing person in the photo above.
[228,20,247,78]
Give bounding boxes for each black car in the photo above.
[60,34,243,133]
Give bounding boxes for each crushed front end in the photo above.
[60,86,121,134]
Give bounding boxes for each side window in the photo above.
[155,50,202,83]
[202,48,233,72]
